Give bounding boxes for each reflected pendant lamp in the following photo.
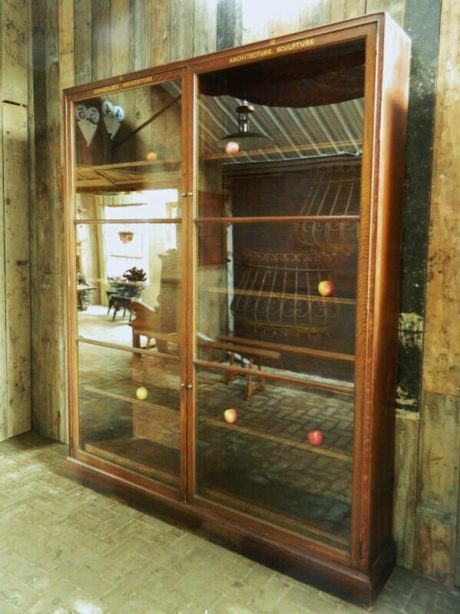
[219,101,272,153]
[118,230,134,244]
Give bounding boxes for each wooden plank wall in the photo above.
[27,0,459,585]
[0,0,31,441]
[416,0,460,585]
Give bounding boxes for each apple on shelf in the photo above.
[224,408,238,424]
[307,430,323,446]
[317,280,334,297]
[135,386,149,400]
[224,141,240,155]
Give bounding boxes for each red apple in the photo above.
[317,280,334,297]
[307,430,323,446]
[224,408,238,424]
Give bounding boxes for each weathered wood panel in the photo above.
[0,100,6,441]
[417,0,460,585]
[393,409,420,568]
[266,4,302,39]
[423,0,460,398]
[92,0,111,81]
[74,0,92,85]
[170,0,194,62]
[30,0,68,442]
[0,1,31,442]
[150,0,170,66]
[366,0,405,26]
[415,392,460,582]
[129,0,149,71]
[331,0,366,22]
[59,0,75,90]
[299,0,331,29]
[194,0,217,56]
[423,206,460,395]
[241,3,269,44]
[111,0,130,75]
[217,0,242,50]
[3,103,31,437]
[0,0,29,104]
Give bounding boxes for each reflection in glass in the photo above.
[195,43,363,548]
[76,218,181,350]
[73,77,184,488]
[196,367,353,547]
[79,344,180,487]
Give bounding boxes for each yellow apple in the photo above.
[135,386,149,400]
[224,408,238,424]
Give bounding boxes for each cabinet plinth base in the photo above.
[65,456,396,607]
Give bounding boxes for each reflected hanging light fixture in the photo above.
[118,230,134,244]
[219,100,272,153]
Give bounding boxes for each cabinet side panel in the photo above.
[367,19,410,564]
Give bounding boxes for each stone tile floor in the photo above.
[0,432,459,614]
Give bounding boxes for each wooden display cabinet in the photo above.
[64,13,410,605]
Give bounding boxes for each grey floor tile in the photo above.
[1,432,459,614]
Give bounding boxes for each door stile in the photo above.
[182,67,198,502]
[350,23,380,568]
[64,91,80,457]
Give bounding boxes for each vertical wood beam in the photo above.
[299,0,331,30]
[1,0,29,104]
[74,0,92,85]
[0,0,31,441]
[331,1,366,22]
[416,0,460,585]
[129,0,148,71]
[217,0,242,50]
[59,0,75,90]
[3,103,31,437]
[366,1,405,26]
[30,0,67,442]
[111,0,130,75]
[170,0,194,61]
[423,0,460,397]
[393,410,420,568]
[194,0,217,56]
[92,0,111,81]
[151,0,170,67]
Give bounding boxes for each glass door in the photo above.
[70,74,185,493]
[193,40,364,550]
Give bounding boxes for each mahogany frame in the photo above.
[63,13,410,605]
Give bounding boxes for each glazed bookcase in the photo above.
[64,13,410,604]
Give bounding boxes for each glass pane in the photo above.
[196,368,353,547]
[76,220,181,350]
[79,344,180,487]
[195,41,363,549]
[75,80,181,194]
[73,77,183,487]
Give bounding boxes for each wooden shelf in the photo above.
[201,416,352,462]
[85,438,179,486]
[197,487,349,547]
[216,335,354,363]
[195,358,354,395]
[76,159,180,191]
[202,285,357,306]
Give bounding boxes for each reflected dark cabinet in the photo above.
[64,14,410,605]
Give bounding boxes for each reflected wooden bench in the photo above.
[200,339,281,400]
